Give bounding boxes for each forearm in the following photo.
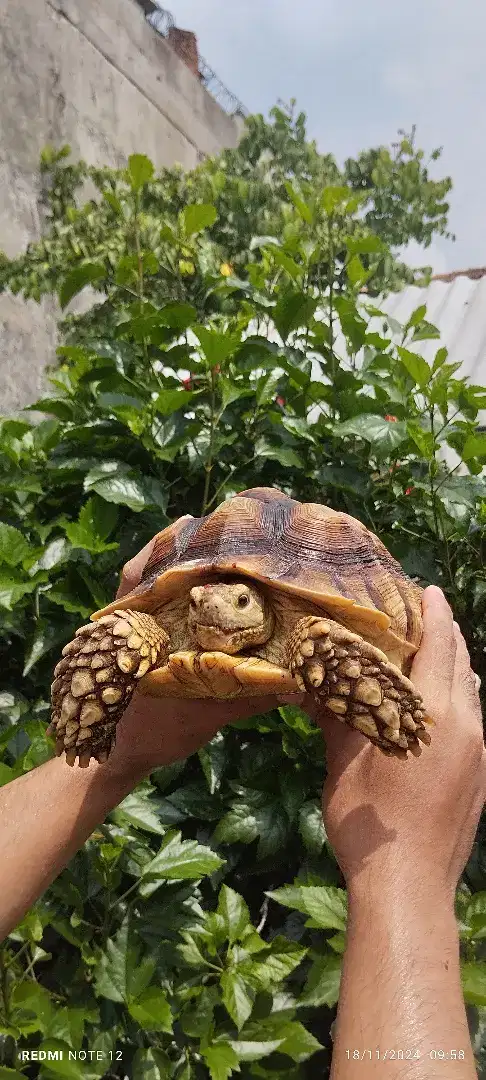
[331,868,475,1079]
[0,752,137,941]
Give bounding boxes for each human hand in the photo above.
[105,538,299,787]
[309,585,486,906]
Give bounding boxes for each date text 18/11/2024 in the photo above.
[345,1050,466,1061]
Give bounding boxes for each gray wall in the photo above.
[0,0,242,412]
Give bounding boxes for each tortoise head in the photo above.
[188,581,274,654]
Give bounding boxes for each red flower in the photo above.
[385,414,398,422]
[405,486,414,495]
[276,396,286,407]
[182,376,192,390]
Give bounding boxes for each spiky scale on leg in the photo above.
[48,610,170,767]
[287,615,430,757]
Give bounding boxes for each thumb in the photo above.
[410,585,456,723]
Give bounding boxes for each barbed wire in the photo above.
[137,0,248,118]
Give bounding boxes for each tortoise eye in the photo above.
[190,596,197,609]
[237,593,249,608]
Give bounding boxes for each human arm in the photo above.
[312,586,486,1078]
[0,539,288,941]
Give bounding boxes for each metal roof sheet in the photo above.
[379,274,486,389]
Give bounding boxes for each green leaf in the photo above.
[0,571,39,609]
[267,885,347,930]
[217,885,250,944]
[334,296,367,351]
[214,795,289,859]
[32,1040,85,1079]
[194,326,239,367]
[298,801,326,854]
[29,537,70,576]
[432,346,448,372]
[274,291,317,342]
[334,414,408,457]
[153,389,194,416]
[129,986,172,1032]
[321,185,351,213]
[64,496,118,553]
[241,937,306,991]
[406,421,434,458]
[284,182,313,224]
[227,1038,284,1062]
[405,304,427,329]
[347,254,371,287]
[462,432,486,462]
[300,951,342,1006]
[11,981,54,1030]
[411,321,441,342]
[397,346,430,387]
[59,263,105,309]
[111,792,166,835]
[181,203,217,237]
[84,462,166,513]
[198,732,227,794]
[140,830,223,894]
[23,621,65,676]
[465,893,486,940]
[221,971,253,1031]
[94,919,155,1003]
[202,1043,239,1080]
[268,1020,322,1063]
[0,523,31,567]
[178,931,210,969]
[128,153,154,190]
[461,961,486,1006]
[132,1048,172,1080]
[346,235,385,255]
[254,440,304,470]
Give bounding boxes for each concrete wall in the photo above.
[0,0,242,413]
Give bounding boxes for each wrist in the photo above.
[346,852,456,923]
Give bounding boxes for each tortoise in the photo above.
[48,487,431,767]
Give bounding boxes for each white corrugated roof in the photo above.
[378,272,486,388]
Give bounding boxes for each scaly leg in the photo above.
[288,616,430,756]
[48,611,170,767]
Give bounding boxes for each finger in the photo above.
[276,692,306,705]
[410,585,456,722]
[305,698,367,768]
[452,622,482,727]
[216,696,281,725]
[116,537,159,599]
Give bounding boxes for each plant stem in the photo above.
[201,367,217,516]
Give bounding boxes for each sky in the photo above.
[168,0,486,274]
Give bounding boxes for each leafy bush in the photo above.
[1,113,486,1077]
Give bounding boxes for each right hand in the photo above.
[310,586,486,902]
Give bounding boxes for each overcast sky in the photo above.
[169,0,485,274]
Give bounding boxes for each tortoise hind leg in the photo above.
[288,616,430,757]
[48,611,170,767]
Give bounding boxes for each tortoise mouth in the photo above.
[191,621,268,655]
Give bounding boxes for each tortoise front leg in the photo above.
[48,611,170,767]
[287,616,430,757]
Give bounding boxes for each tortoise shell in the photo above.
[100,487,423,669]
